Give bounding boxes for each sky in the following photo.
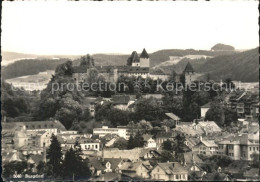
[2,1,259,55]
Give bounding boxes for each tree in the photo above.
[251,153,260,168]
[127,135,135,149]
[205,102,225,127]
[162,140,173,151]
[55,61,73,76]
[47,134,63,177]
[135,97,164,121]
[62,148,78,179]
[160,151,175,162]
[3,161,28,178]
[62,146,91,179]
[223,107,238,126]
[113,138,128,150]
[223,78,235,90]
[134,131,145,148]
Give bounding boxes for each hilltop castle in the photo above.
[72,48,197,84]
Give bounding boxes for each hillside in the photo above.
[197,48,259,82]
[1,59,69,79]
[1,48,238,80]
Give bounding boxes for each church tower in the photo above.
[140,48,150,68]
[183,62,195,85]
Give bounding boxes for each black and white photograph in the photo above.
[1,1,259,181]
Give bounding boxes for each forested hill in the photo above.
[1,59,70,79]
[2,49,237,79]
[197,47,259,82]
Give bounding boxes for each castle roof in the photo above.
[131,51,140,63]
[183,62,195,73]
[140,48,149,59]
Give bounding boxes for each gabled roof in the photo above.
[184,151,203,164]
[165,113,181,120]
[89,158,123,171]
[183,62,195,73]
[156,162,188,174]
[140,48,149,59]
[201,102,211,108]
[199,140,218,147]
[143,134,153,141]
[120,161,148,171]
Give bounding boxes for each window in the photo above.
[176,175,179,179]
[250,147,252,151]
[157,168,159,172]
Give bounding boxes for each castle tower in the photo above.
[140,48,150,68]
[128,51,140,67]
[183,62,195,85]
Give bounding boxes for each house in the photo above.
[19,145,43,156]
[197,121,222,134]
[27,154,45,173]
[119,161,150,179]
[89,157,124,176]
[200,102,211,118]
[23,120,66,135]
[174,123,204,137]
[2,150,22,164]
[93,126,129,140]
[156,131,177,149]
[202,172,231,181]
[184,162,206,181]
[184,137,201,149]
[101,148,160,162]
[111,95,135,111]
[60,138,100,151]
[26,130,52,148]
[2,122,28,150]
[165,113,181,126]
[192,139,218,156]
[183,151,203,165]
[217,133,259,161]
[150,162,188,181]
[143,134,156,148]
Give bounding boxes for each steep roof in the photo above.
[157,162,188,174]
[201,102,211,108]
[120,161,148,171]
[165,113,181,120]
[131,51,140,63]
[184,151,203,164]
[183,62,195,73]
[140,48,149,59]
[197,121,222,133]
